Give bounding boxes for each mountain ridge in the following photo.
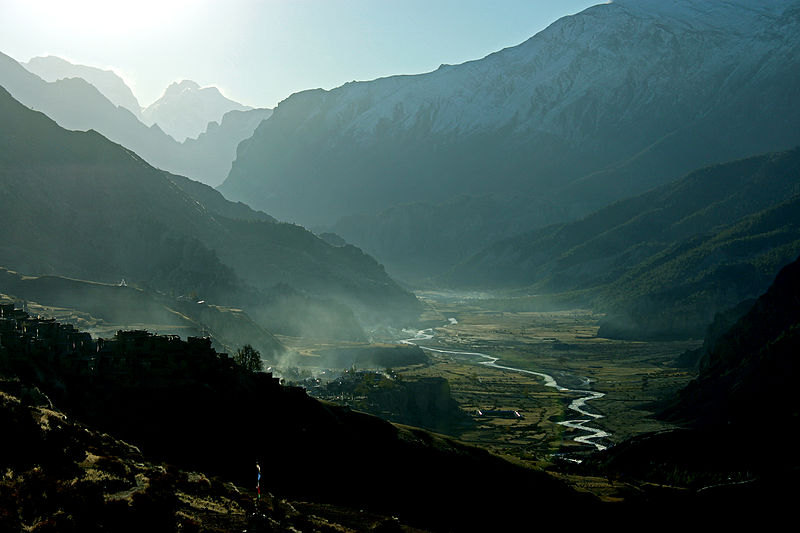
[0,86,420,337]
[142,79,251,142]
[585,252,800,504]
[23,55,143,119]
[220,0,800,232]
[3,52,271,187]
[444,147,800,338]
[662,252,800,427]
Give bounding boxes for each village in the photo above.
[0,303,280,388]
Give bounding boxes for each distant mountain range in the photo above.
[141,79,251,142]
[24,55,144,120]
[0,86,420,338]
[169,107,272,187]
[2,52,270,187]
[23,56,252,142]
[219,0,800,279]
[446,148,800,338]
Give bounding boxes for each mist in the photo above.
[2,0,799,527]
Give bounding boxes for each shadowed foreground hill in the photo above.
[0,311,594,530]
[447,148,800,339]
[0,384,443,531]
[0,86,420,332]
[586,256,800,509]
[663,254,800,427]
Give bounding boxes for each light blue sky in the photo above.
[0,0,599,108]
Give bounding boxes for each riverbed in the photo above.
[400,325,611,451]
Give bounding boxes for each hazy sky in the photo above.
[0,0,599,108]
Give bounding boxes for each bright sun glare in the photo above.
[27,0,195,36]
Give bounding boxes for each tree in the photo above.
[234,344,262,373]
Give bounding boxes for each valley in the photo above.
[278,294,700,468]
[2,0,799,526]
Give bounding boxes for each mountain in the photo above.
[171,107,272,187]
[142,80,250,142]
[663,254,800,428]
[2,52,270,187]
[328,194,566,282]
[0,50,181,165]
[0,385,401,532]
[165,172,275,223]
[585,256,800,506]
[0,86,420,335]
[673,297,755,368]
[446,148,800,338]
[23,55,143,119]
[219,0,800,280]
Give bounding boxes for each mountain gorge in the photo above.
[168,107,272,187]
[220,0,800,281]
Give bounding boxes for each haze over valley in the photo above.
[1,0,799,529]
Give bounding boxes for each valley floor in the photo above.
[279,294,701,467]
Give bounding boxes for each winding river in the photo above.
[400,326,610,452]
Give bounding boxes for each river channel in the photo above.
[400,325,610,452]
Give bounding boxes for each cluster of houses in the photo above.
[0,303,245,380]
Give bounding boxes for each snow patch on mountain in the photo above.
[269,0,797,143]
[143,80,251,142]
